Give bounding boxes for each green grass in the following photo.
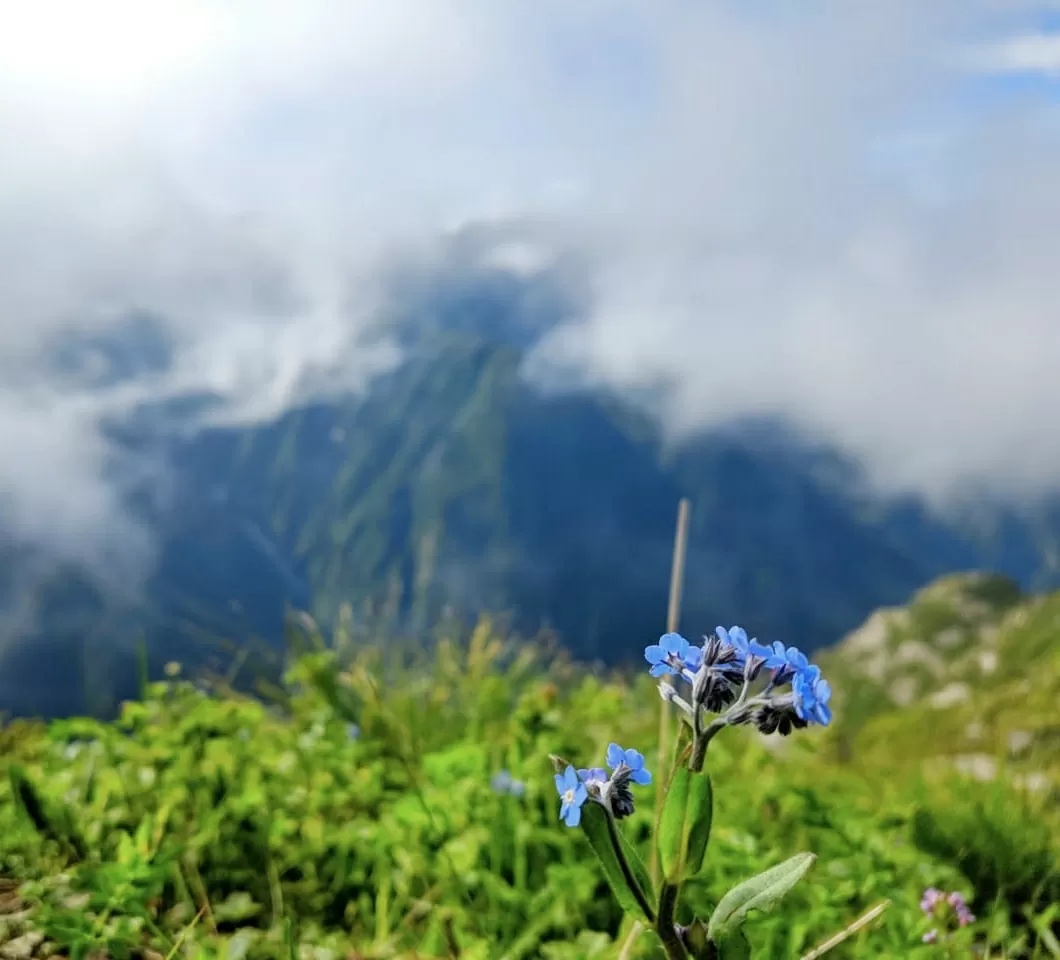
[0,603,1058,959]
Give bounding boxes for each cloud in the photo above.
[970,30,1060,76]
[1,0,1060,590]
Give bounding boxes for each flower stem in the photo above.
[603,810,656,924]
[689,717,725,772]
[656,883,690,959]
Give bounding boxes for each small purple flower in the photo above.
[644,633,699,679]
[605,743,652,785]
[947,892,975,926]
[555,765,588,827]
[920,887,975,944]
[792,664,832,726]
[920,888,944,914]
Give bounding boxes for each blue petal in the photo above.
[684,646,703,669]
[574,783,588,805]
[564,803,582,827]
[562,765,579,790]
[631,768,652,786]
[644,644,665,664]
[559,800,569,820]
[650,662,672,677]
[554,773,566,796]
[606,743,624,769]
[660,632,685,655]
[816,703,832,726]
[728,626,748,649]
[715,626,729,644]
[816,678,832,703]
[623,748,644,769]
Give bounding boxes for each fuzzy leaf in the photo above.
[657,766,713,883]
[579,801,655,923]
[707,852,816,940]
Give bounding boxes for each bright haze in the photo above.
[2,0,1060,578]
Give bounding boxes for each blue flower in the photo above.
[756,641,810,685]
[555,764,589,827]
[578,766,609,790]
[493,769,527,797]
[346,723,361,741]
[605,743,652,785]
[716,625,758,673]
[792,664,832,726]
[644,633,699,678]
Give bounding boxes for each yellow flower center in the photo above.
[563,788,576,804]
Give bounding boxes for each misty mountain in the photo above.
[2,246,1060,718]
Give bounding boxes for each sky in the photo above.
[2,0,1060,580]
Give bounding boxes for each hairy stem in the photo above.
[656,883,690,959]
[604,811,656,924]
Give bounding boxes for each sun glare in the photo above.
[0,0,221,105]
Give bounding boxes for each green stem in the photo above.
[690,670,764,772]
[656,883,690,959]
[689,717,726,773]
[604,813,656,924]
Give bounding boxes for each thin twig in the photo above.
[652,498,690,885]
[798,899,891,960]
[617,920,644,960]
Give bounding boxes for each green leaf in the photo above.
[711,929,752,959]
[707,852,816,941]
[657,766,713,883]
[579,801,656,923]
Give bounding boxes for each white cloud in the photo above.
[2,0,1060,587]
[970,31,1060,76]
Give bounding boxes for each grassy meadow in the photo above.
[1,574,1058,959]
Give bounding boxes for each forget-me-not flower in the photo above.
[555,764,589,827]
[577,766,610,793]
[756,641,810,685]
[792,664,832,726]
[605,743,652,785]
[644,633,700,678]
[715,625,756,672]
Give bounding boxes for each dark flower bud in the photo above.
[700,634,742,673]
[751,696,809,736]
[692,666,737,714]
[603,763,636,820]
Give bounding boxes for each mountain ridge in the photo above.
[3,257,1060,717]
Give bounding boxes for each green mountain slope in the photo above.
[818,572,1060,800]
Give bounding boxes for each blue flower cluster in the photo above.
[555,742,652,827]
[645,626,832,734]
[552,625,830,828]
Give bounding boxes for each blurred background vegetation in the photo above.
[1,570,1057,958]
